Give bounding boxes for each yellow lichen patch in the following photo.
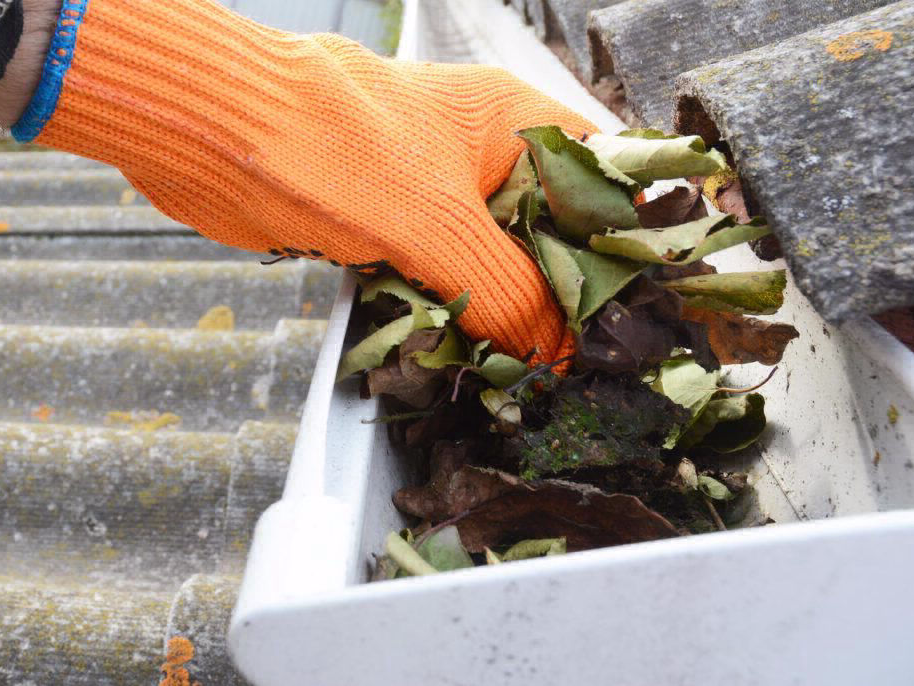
[196,305,235,331]
[826,29,893,62]
[701,167,738,211]
[160,636,202,686]
[0,221,9,233]
[105,410,182,431]
[888,404,899,425]
[32,404,54,422]
[119,188,138,205]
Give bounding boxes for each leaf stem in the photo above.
[385,532,438,576]
[361,410,435,424]
[704,495,727,531]
[504,355,575,395]
[717,367,777,394]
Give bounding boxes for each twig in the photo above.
[717,367,778,394]
[361,410,435,424]
[704,496,727,531]
[260,256,289,266]
[503,355,575,395]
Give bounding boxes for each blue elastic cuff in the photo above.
[11,0,88,142]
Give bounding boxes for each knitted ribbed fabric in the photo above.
[29,0,593,363]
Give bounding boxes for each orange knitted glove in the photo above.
[14,0,594,363]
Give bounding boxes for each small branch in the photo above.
[704,496,727,531]
[361,410,434,425]
[504,355,574,395]
[717,367,778,394]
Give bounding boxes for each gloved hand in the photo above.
[13,0,593,363]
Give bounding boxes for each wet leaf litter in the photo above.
[334,126,799,578]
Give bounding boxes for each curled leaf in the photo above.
[416,526,474,572]
[488,151,537,226]
[502,538,567,561]
[648,357,721,448]
[697,476,736,501]
[661,271,787,315]
[336,303,449,381]
[412,326,469,369]
[361,276,436,308]
[635,185,709,228]
[395,466,680,552]
[679,394,767,453]
[480,388,522,425]
[585,130,728,185]
[682,306,799,366]
[534,232,584,324]
[385,532,438,576]
[590,215,770,265]
[519,126,639,242]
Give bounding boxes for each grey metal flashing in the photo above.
[675,0,914,322]
[589,0,895,130]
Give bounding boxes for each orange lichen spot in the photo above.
[160,636,202,686]
[826,29,893,62]
[301,301,314,316]
[0,222,9,233]
[32,404,54,422]
[633,191,646,206]
[196,305,235,331]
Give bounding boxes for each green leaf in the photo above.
[385,531,438,576]
[502,538,567,562]
[585,130,728,185]
[471,340,491,367]
[485,548,503,565]
[518,126,640,242]
[590,216,771,265]
[534,232,583,325]
[570,248,644,323]
[697,475,736,501]
[412,326,469,369]
[648,357,721,448]
[662,271,787,315]
[361,276,435,308]
[487,151,537,226]
[480,388,522,425]
[441,290,471,320]
[416,526,474,572]
[336,306,449,381]
[680,393,767,453]
[477,353,527,388]
[507,191,550,277]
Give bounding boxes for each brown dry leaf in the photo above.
[395,465,680,553]
[682,305,799,366]
[367,330,448,408]
[635,186,708,228]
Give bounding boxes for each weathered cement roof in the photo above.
[588,0,895,130]
[0,143,339,684]
[675,1,914,322]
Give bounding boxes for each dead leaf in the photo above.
[682,306,799,366]
[367,330,448,408]
[635,186,708,228]
[396,466,680,553]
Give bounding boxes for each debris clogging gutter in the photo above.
[228,2,914,684]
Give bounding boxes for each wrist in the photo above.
[0,0,60,128]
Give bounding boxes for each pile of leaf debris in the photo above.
[336,126,799,579]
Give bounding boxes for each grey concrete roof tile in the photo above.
[674,0,914,322]
[589,0,895,129]
[542,0,624,81]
